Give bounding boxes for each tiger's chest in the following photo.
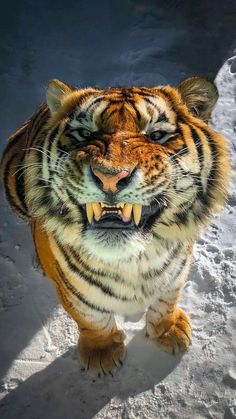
[54,240,189,315]
[33,220,190,315]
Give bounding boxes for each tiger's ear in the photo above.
[177,77,219,122]
[46,79,72,113]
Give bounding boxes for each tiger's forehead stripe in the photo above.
[48,85,185,131]
[68,90,177,134]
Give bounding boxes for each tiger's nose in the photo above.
[91,167,131,192]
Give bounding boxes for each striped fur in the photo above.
[1,78,231,374]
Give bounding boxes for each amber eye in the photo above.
[150,130,174,144]
[78,128,92,138]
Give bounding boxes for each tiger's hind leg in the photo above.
[146,259,192,355]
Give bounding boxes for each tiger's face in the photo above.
[25,78,229,262]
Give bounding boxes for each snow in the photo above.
[0,2,236,418]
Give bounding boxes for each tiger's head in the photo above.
[25,77,230,262]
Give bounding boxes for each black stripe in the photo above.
[103,108,118,122]
[78,91,97,104]
[99,103,110,123]
[133,91,158,100]
[174,211,189,225]
[47,126,59,168]
[25,105,50,152]
[119,103,125,119]
[56,241,130,301]
[56,262,110,313]
[85,97,103,113]
[143,245,181,280]
[127,100,141,121]
[3,154,28,219]
[190,126,204,170]
[158,88,186,124]
[1,126,26,163]
[14,153,28,213]
[189,126,207,205]
[68,246,127,285]
[158,89,175,110]
[156,112,168,124]
[174,123,189,156]
[174,182,194,193]
[173,256,188,280]
[169,154,193,176]
[37,195,54,215]
[67,93,96,121]
[65,187,82,209]
[152,232,165,243]
[144,97,161,112]
[66,177,85,191]
[63,187,86,227]
[192,126,218,208]
[100,100,117,123]
[201,128,219,190]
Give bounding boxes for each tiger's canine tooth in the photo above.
[122,203,133,221]
[86,203,94,223]
[92,202,102,220]
[133,204,142,226]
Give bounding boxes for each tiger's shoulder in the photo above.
[0,103,50,221]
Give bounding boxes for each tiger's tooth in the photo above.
[92,202,102,220]
[133,204,142,226]
[118,203,124,208]
[122,203,133,221]
[86,203,94,223]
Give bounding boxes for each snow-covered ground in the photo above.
[0,1,236,416]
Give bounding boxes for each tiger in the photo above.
[0,77,231,376]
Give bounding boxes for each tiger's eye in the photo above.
[150,130,168,143]
[150,131,164,141]
[150,130,176,145]
[79,128,91,138]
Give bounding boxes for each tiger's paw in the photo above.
[78,329,126,376]
[146,307,192,355]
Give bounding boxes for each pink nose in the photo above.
[92,168,130,192]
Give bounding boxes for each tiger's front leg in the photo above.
[77,312,126,375]
[53,281,126,375]
[32,220,126,376]
[146,288,192,355]
[57,293,126,375]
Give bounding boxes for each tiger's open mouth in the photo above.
[82,200,167,230]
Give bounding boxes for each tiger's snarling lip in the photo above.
[81,199,167,230]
